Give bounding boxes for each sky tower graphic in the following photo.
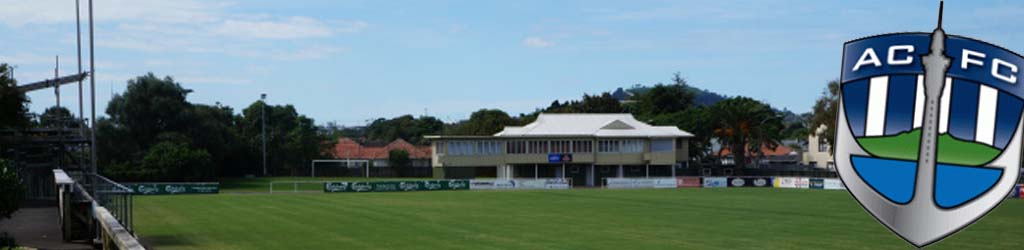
[914,0,950,207]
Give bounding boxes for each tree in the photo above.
[0,64,30,129]
[105,73,193,149]
[633,73,696,117]
[98,73,259,180]
[711,97,783,168]
[0,159,21,249]
[649,107,715,163]
[0,159,24,220]
[139,141,214,182]
[810,80,840,150]
[189,104,248,177]
[448,109,514,136]
[98,73,200,180]
[576,93,625,113]
[388,149,411,168]
[318,121,365,139]
[240,102,331,176]
[363,115,443,144]
[39,106,76,128]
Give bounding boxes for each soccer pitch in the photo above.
[134,188,1024,249]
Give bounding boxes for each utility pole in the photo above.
[55,56,60,109]
[88,0,97,174]
[76,0,84,135]
[262,93,267,176]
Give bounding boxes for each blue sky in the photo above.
[2,0,1023,126]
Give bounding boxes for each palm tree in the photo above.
[711,97,783,168]
[810,80,840,152]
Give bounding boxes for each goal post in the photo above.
[310,159,370,178]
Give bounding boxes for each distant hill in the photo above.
[622,84,726,106]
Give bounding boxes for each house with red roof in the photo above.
[330,138,433,167]
[717,144,801,167]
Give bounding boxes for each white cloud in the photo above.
[335,21,369,33]
[214,16,333,40]
[271,46,346,61]
[0,0,227,26]
[522,37,554,48]
[0,53,55,65]
[176,75,253,85]
[0,0,365,61]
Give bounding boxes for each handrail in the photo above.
[56,170,144,250]
[94,206,144,250]
[91,173,134,193]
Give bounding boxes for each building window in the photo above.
[598,140,620,153]
[507,140,526,154]
[621,139,644,153]
[447,141,460,155]
[818,137,829,152]
[436,142,446,154]
[447,141,489,156]
[651,139,673,152]
[528,140,548,154]
[463,141,474,155]
[476,141,494,155]
[551,140,571,153]
[572,140,592,153]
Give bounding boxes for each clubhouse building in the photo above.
[426,113,693,186]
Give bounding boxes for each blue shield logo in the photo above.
[836,25,1024,246]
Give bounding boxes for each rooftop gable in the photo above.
[494,113,693,138]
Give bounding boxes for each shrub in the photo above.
[0,159,25,220]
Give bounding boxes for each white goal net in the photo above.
[310,159,370,178]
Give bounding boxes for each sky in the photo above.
[2,0,1023,126]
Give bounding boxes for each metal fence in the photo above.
[68,171,134,233]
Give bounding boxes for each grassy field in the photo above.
[134,188,1024,249]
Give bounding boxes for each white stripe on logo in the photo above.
[939,77,952,134]
[975,85,999,146]
[914,75,924,128]
[865,76,889,137]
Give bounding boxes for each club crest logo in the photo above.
[835,3,1023,247]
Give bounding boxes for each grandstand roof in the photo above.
[493,113,693,138]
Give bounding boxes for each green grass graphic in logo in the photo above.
[857,129,1001,166]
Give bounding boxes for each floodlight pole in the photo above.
[76,0,84,135]
[261,93,267,176]
[88,0,97,174]
[55,56,60,109]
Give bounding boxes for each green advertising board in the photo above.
[126,183,220,195]
[324,180,469,193]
